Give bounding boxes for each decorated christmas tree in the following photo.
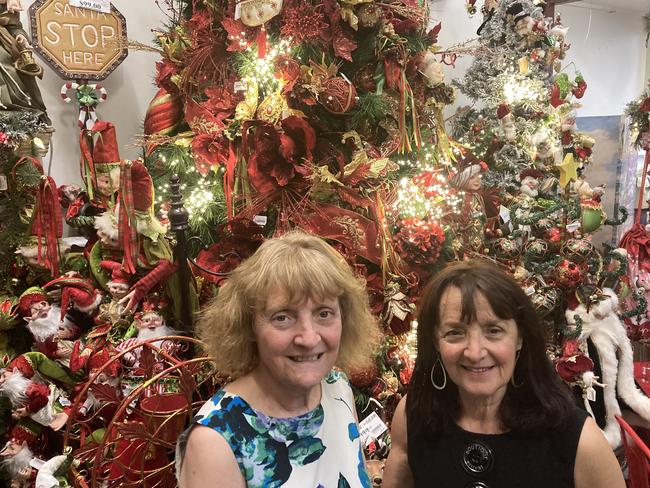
[0,0,648,485]
[449,0,650,449]
[142,0,466,447]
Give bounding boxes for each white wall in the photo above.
[20,0,647,187]
[556,4,646,116]
[20,1,167,185]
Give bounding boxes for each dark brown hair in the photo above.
[406,259,574,435]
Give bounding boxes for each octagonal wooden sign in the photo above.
[29,0,128,81]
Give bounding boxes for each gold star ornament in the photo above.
[556,153,580,188]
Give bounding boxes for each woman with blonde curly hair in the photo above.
[177,231,381,488]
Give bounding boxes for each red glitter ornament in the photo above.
[281,4,328,44]
[320,77,357,114]
[554,259,583,288]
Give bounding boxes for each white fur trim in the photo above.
[571,289,650,448]
[94,210,118,240]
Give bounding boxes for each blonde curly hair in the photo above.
[196,231,381,378]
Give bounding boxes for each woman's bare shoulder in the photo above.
[178,426,245,488]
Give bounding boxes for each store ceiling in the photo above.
[568,0,649,14]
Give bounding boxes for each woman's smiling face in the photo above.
[436,286,522,407]
[252,290,342,396]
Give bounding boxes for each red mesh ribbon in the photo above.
[79,129,96,200]
[33,175,63,277]
[118,163,139,274]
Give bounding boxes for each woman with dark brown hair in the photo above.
[383,260,623,488]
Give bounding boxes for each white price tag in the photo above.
[253,215,267,226]
[359,411,388,443]
[499,205,511,224]
[0,174,7,191]
[70,0,111,13]
[566,220,581,233]
[586,386,596,403]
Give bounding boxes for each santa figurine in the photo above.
[518,168,544,198]
[573,177,605,203]
[0,355,70,431]
[116,296,177,397]
[531,131,562,167]
[117,297,176,368]
[17,287,79,362]
[0,422,41,488]
[73,348,122,418]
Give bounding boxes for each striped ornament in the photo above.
[144,87,183,137]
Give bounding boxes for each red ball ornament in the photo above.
[320,77,357,114]
[554,259,583,288]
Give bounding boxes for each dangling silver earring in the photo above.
[430,355,447,390]
[511,349,523,388]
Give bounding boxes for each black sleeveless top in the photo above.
[407,408,588,488]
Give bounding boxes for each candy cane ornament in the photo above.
[60,82,108,130]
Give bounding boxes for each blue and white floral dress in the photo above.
[191,370,371,488]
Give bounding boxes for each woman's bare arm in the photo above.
[574,417,625,488]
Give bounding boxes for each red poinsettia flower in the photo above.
[204,83,241,121]
[187,9,213,38]
[322,0,357,61]
[221,18,255,52]
[191,133,229,176]
[274,55,301,95]
[246,116,316,193]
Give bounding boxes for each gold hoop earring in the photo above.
[430,355,447,390]
[511,349,523,388]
